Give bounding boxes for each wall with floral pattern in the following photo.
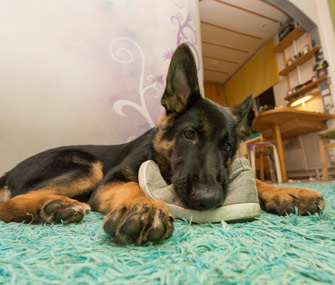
[0,0,202,173]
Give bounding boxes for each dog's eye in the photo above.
[184,130,196,140]
[220,142,231,151]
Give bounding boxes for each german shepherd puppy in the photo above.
[0,44,325,245]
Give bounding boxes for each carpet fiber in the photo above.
[1,183,335,284]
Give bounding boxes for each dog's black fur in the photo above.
[0,44,325,245]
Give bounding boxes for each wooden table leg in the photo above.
[272,124,288,182]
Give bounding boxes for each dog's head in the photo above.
[153,44,253,211]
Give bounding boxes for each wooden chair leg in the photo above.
[319,138,329,181]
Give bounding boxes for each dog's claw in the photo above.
[159,209,165,218]
[141,204,150,213]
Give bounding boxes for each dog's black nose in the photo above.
[191,189,223,211]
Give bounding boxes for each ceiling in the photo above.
[199,0,289,85]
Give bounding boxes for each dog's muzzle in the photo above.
[187,183,225,211]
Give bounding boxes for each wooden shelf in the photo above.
[287,90,321,105]
[284,76,328,102]
[279,46,321,76]
[274,25,329,109]
[274,26,306,52]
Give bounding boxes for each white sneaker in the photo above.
[138,158,260,223]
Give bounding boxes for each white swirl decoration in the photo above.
[110,44,134,64]
[110,37,160,128]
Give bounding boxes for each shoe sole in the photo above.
[165,202,260,223]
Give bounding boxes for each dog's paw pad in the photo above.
[41,199,90,224]
[122,213,142,238]
[44,201,64,216]
[148,223,165,242]
[260,187,326,216]
[103,202,174,245]
[103,215,118,237]
[103,206,127,237]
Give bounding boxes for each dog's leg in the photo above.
[0,162,103,224]
[0,191,90,224]
[256,179,326,215]
[90,182,174,245]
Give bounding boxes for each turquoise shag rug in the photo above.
[1,183,335,284]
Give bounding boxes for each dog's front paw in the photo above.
[103,200,174,245]
[40,198,91,224]
[258,182,326,216]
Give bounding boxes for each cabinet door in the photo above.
[204,82,224,106]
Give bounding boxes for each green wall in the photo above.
[330,0,335,26]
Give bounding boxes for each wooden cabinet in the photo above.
[204,82,224,106]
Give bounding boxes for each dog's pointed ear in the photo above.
[161,44,201,114]
[229,94,254,127]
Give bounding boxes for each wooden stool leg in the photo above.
[259,154,265,181]
[319,138,329,181]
